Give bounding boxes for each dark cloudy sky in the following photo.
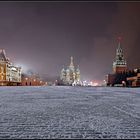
[0,2,140,82]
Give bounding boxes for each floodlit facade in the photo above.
[21,73,45,86]
[60,56,81,86]
[0,49,21,86]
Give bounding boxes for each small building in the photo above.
[0,49,21,86]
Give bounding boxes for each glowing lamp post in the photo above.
[122,81,126,87]
[33,79,36,86]
[40,81,42,86]
[45,82,48,86]
[25,78,28,86]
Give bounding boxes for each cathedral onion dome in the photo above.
[61,67,65,73]
[66,68,70,73]
[70,56,74,67]
[76,65,80,73]
[69,56,75,70]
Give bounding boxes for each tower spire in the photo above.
[70,56,74,67]
[116,36,124,58]
[69,56,75,70]
[117,36,123,53]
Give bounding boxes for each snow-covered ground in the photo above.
[0,86,140,139]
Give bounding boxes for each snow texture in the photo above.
[0,86,140,139]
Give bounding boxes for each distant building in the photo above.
[0,49,21,86]
[106,38,127,86]
[21,73,45,86]
[60,56,81,86]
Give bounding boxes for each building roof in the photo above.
[0,49,7,61]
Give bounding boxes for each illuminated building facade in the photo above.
[60,56,81,85]
[21,73,45,86]
[0,49,21,86]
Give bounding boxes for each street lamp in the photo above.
[122,81,126,86]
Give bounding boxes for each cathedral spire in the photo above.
[70,56,74,67]
[69,56,75,71]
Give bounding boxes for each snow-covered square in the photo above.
[0,86,140,139]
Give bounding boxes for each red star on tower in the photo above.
[118,36,122,42]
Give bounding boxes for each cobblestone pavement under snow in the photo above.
[0,86,140,139]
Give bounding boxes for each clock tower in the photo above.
[113,37,127,74]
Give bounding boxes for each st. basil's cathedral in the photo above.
[60,56,81,86]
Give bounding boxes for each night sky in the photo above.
[0,2,140,82]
